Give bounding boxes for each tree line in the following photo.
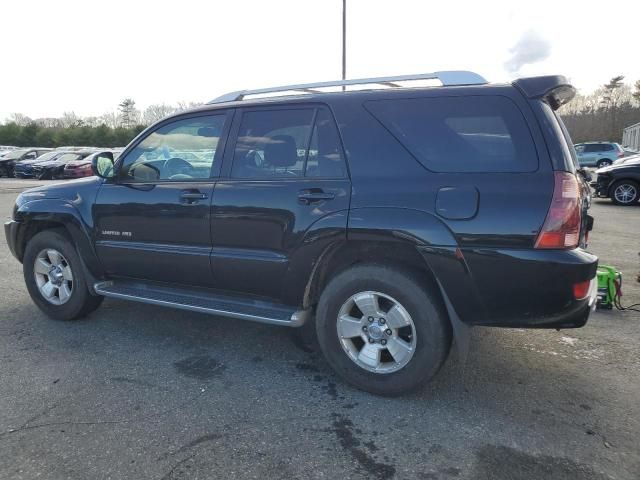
[559,76,640,145]
[2,79,640,149]
[0,99,202,148]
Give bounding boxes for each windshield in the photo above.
[56,153,81,163]
[34,151,59,162]
[3,149,31,160]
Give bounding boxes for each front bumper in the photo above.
[590,175,612,197]
[4,220,21,261]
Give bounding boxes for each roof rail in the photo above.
[208,70,487,104]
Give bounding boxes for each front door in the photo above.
[94,111,232,287]
[210,105,350,301]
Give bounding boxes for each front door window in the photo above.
[119,115,227,182]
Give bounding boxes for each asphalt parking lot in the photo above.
[0,178,638,480]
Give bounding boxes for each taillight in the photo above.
[535,172,581,249]
[617,151,624,158]
[573,280,590,300]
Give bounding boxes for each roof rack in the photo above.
[208,70,487,104]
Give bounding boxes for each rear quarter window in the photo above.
[364,95,538,173]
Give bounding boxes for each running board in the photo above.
[94,280,309,327]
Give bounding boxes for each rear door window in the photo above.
[231,107,347,179]
[365,95,538,173]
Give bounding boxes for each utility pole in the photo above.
[342,0,346,90]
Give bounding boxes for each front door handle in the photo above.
[180,190,208,204]
[298,189,336,205]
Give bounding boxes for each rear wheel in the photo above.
[610,180,639,205]
[315,264,451,396]
[597,159,612,168]
[23,230,103,320]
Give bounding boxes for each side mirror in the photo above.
[92,152,115,178]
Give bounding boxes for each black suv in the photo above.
[5,72,598,395]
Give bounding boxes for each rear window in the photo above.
[365,95,538,173]
[584,144,610,152]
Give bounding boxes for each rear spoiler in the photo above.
[512,75,576,110]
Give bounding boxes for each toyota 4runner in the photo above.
[5,71,598,395]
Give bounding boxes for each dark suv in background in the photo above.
[5,72,598,395]
[0,148,53,177]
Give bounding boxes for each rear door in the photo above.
[210,105,350,301]
[93,111,232,287]
[582,144,600,166]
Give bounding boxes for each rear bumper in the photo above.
[426,246,599,329]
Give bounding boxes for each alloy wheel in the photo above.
[33,249,74,305]
[336,291,416,373]
[614,184,637,204]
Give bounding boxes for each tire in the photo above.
[597,159,612,168]
[23,229,103,320]
[315,264,451,396]
[609,179,639,205]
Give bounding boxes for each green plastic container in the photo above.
[596,265,621,309]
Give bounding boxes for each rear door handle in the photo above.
[297,189,336,205]
[180,190,208,203]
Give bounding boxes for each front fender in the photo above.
[14,199,104,280]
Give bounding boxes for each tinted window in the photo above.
[120,115,225,181]
[584,144,604,153]
[306,109,347,178]
[365,96,538,173]
[232,109,314,178]
[602,144,614,151]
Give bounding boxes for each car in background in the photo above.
[14,151,69,178]
[574,142,624,168]
[592,157,640,205]
[63,150,121,179]
[0,146,18,158]
[0,148,54,177]
[31,149,95,179]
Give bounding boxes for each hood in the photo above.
[596,158,640,174]
[66,159,92,166]
[16,176,103,205]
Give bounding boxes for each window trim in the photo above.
[222,103,349,181]
[113,109,233,185]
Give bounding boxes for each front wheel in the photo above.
[315,264,451,396]
[610,180,639,205]
[23,229,103,320]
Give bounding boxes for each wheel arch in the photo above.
[300,207,482,354]
[14,199,104,281]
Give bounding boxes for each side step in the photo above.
[94,280,309,327]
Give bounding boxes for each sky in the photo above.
[1,0,639,121]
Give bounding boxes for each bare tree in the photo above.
[143,104,175,125]
[632,80,640,106]
[60,111,83,128]
[99,111,120,129]
[175,101,204,112]
[34,117,62,128]
[8,113,33,126]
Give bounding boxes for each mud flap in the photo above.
[436,279,471,363]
